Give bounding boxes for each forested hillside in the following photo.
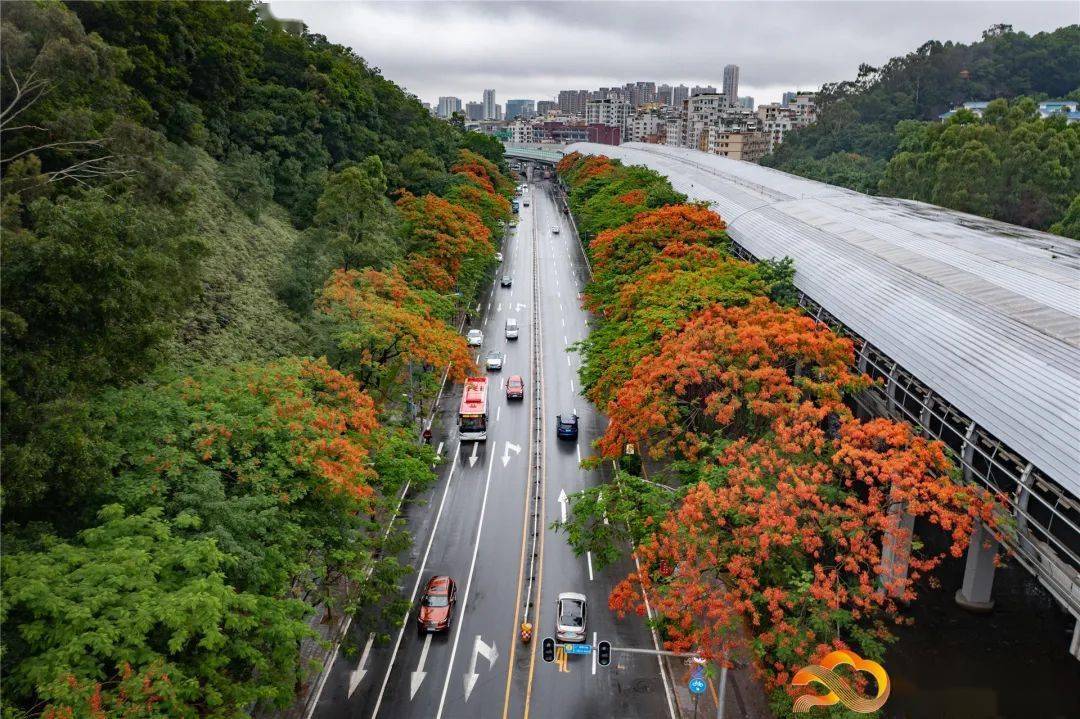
[762,24,1080,237]
[1,2,511,715]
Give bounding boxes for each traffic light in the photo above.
[597,640,611,667]
[542,637,555,663]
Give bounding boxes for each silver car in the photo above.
[485,351,505,371]
[556,592,587,643]
[466,329,484,346]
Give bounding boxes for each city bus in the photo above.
[458,377,489,441]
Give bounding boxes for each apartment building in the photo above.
[701,128,768,162]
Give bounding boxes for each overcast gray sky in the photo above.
[268,1,1078,106]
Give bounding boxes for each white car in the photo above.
[485,351,505,371]
[466,329,484,346]
[556,592,587,643]
[551,226,560,234]
[495,252,503,262]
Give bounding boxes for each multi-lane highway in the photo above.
[309,172,675,719]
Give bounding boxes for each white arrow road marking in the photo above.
[516,302,526,311]
[502,441,522,467]
[475,303,481,313]
[469,441,479,467]
[463,635,499,702]
[558,489,569,523]
[348,632,375,696]
[436,441,444,458]
[410,633,433,699]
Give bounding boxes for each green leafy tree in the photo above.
[2,505,312,716]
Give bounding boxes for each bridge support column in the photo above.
[880,502,915,599]
[955,522,997,613]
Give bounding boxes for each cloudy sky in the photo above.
[268,1,1077,106]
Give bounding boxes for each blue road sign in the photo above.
[563,643,593,655]
[688,677,707,694]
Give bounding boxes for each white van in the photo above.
[505,318,519,340]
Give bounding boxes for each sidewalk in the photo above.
[663,647,773,719]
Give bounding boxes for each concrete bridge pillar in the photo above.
[880,501,915,599]
[955,522,998,612]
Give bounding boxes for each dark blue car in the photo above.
[556,413,578,440]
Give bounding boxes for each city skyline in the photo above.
[269,1,1076,107]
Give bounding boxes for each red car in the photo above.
[506,375,525,400]
[418,575,457,633]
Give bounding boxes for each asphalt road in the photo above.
[309,172,676,719]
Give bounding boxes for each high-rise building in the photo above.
[722,64,740,106]
[505,99,535,120]
[437,96,462,118]
[738,96,754,110]
[691,85,717,97]
[657,84,673,105]
[536,100,557,116]
[483,89,497,120]
[466,101,484,121]
[782,91,798,106]
[557,89,589,116]
[495,104,503,120]
[585,97,631,133]
[672,84,689,106]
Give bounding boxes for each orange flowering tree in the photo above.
[558,152,687,238]
[397,190,494,296]
[553,152,1002,714]
[318,267,476,395]
[4,358,438,715]
[598,298,866,460]
[609,416,995,694]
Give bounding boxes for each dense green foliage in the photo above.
[1,2,511,715]
[879,99,1080,234]
[763,24,1080,235]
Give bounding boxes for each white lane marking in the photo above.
[497,302,502,312]
[475,303,481,313]
[576,444,581,464]
[557,488,569,523]
[496,406,501,422]
[349,632,375,696]
[410,633,433,699]
[563,335,567,346]
[561,318,565,327]
[569,378,574,393]
[501,441,522,467]
[500,377,505,390]
[462,635,498,702]
[567,356,571,368]
[634,548,679,719]
[591,631,597,674]
[556,291,561,298]
[370,443,462,718]
[435,442,498,718]
[487,301,491,311]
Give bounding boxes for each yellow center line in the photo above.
[501,248,535,717]
[523,188,548,719]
